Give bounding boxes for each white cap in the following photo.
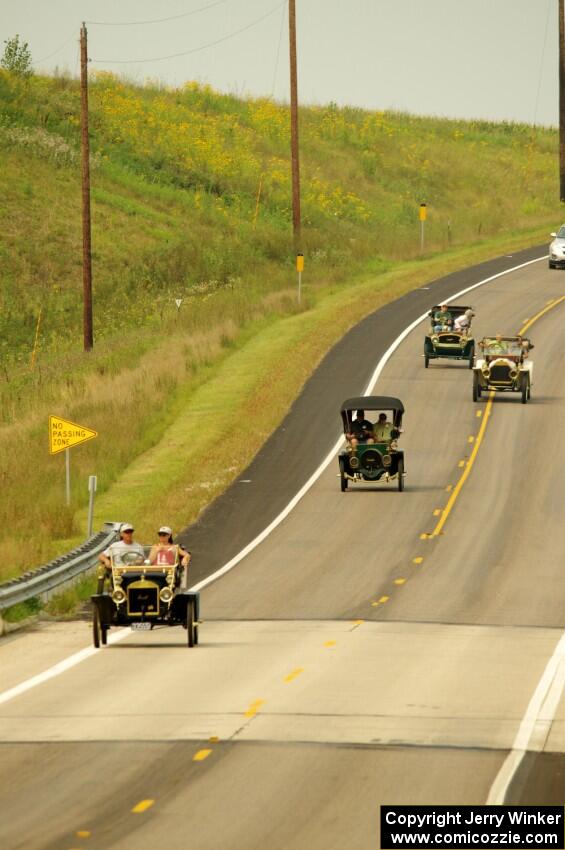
[120,522,134,533]
[159,526,172,535]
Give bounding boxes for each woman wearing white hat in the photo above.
[150,526,191,588]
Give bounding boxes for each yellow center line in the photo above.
[433,508,441,516]
[193,748,213,762]
[420,532,429,540]
[413,557,424,565]
[244,699,265,717]
[351,619,364,628]
[323,640,336,647]
[432,295,565,538]
[76,832,91,839]
[393,577,406,585]
[284,667,304,683]
[131,799,154,814]
[209,735,219,742]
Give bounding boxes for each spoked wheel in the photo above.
[521,376,529,404]
[339,458,348,492]
[397,458,404,492]
[468,347,475,369]
[93,607,108,647]
[93,606,101,648]
[186,599,195,647]
[424,354,429,369]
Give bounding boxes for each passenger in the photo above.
[433,304,453,332]
[374,413,394,442]
[453,308,475,333]
[149,526,191,588]
[487,334,506,354]
[347,409,375,448]
[99,523,145,569]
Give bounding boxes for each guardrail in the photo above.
[0,522,121,611]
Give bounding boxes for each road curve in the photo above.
[3,248,565,850]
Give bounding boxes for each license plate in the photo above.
[131,622,151,631]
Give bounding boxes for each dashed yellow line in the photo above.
[413,557,424,565]
[433,508,441,516]
[393,578,406,585]
[193,749,213,762]
[458,459,466,468]
[284,667,304,683]
[324,640,336,648]
[244,699,265,718]
[476,410,482,418]
[132,800,154,814]
[76,832,91,839]
[520,295,565,335]
[352,619,364,627]
[420,532,429,540]
[209,735,219,743]
[468,436,475,443]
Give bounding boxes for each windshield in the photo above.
[482,338,520,357]
[558,226,565,238]
[110,543,179,567]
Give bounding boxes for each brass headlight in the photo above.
[509,368,518,379]
[349,455,360,469]
[382,454,392,467]
[159,587,173,603]
[481,364,489,376]
[112,587,126,604]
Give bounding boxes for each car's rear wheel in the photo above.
[186,599,195,647]
[549,261,556,269]
[339,458,348,492]
[521,375,529,404]
[424,354,429,368]
[92,606,101,648]
[397,458,404,492]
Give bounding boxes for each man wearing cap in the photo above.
[99,523,145,569]
[433,304,452,332]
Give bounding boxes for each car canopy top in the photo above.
[340,396,404,413]
[340,396,404,429]
[429,304,473,319]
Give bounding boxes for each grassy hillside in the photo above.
[0,69,561,579]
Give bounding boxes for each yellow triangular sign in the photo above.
[49,415,98,455]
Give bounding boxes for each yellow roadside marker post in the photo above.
[49,415,98,506]
[296,252,304,303]
[419,203,427,253]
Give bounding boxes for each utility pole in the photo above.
[558,0,565,201]
[80,23,94,350]
[288,0,302,250]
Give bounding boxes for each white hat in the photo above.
[120,522,134,533]
[159,526,172,535]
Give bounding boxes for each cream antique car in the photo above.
[472,336,533,404]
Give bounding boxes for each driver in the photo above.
[347,409,375,448]
[99,523,145,569]
[487,334,506,354]
[433,304,452,332]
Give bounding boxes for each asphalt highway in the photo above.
[2,248,565,850]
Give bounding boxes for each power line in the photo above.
[86,0,230,27]
[92,1,286,64]
[33,33,76,65]
[271,0,287,97]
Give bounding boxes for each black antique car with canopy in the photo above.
[424,304,475,368]
[338,396,405,492]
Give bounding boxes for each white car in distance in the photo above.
[549,225,565,268]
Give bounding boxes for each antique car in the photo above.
[472,336,533,404]
[91,545,200,647]
[338,396,405,492]
[424,304,475,368]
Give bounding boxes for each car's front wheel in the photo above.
[186,599,196,647]
[521,375,530,404]
[549,260,556,269]
[472,372,480,402]
[339,458,348,492]
[468,346,475,369]
[397,457,404,492]
[92,607,101,648]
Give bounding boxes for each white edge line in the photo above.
[486,633,565,805]
[0,254,546,705]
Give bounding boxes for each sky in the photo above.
[0,0,558,126]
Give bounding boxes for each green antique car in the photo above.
[424,304,475,368]
[338,396,405,492]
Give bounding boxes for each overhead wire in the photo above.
[92,0,286,64]
[33,33,76,65]
[270,0,287,97]
[533,0,551,127]
[86,0,230,27]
